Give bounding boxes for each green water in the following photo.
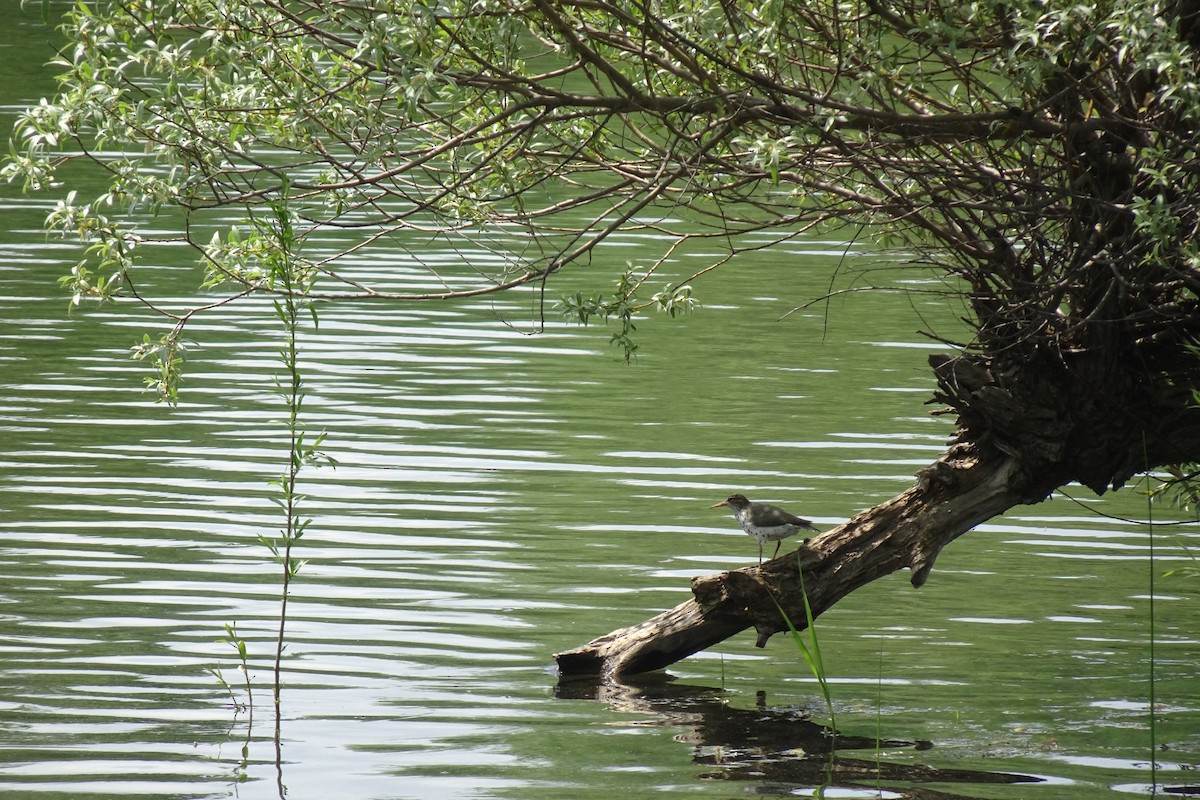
[1,7,1198,799]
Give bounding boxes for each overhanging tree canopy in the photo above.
[7,0,1200,678]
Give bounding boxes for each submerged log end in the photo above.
[553,595,753,681]
[553,646,606,681]
[553,638,686,680]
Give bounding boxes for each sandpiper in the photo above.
[711,493,818,563]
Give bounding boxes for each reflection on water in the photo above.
[559,674,1044,799]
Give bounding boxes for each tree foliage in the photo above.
[7,0,1200,486]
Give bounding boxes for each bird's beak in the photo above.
[709,500,728,509]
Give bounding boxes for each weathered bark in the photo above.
[555,443,1046,680]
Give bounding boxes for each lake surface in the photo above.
[1,8,1198,800]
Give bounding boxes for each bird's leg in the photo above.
[758,541,763,564]
[772,540,781,559]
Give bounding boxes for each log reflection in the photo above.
[556,674,1042,798]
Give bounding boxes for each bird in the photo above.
[710,493,818,564]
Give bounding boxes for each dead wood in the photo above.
[554,444,1038,681]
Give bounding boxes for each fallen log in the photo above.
[554,445,1042,680]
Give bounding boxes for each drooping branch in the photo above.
[555,443,1044,680]
[23,2,1200,375]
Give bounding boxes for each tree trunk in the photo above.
[554,443,1047,680]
